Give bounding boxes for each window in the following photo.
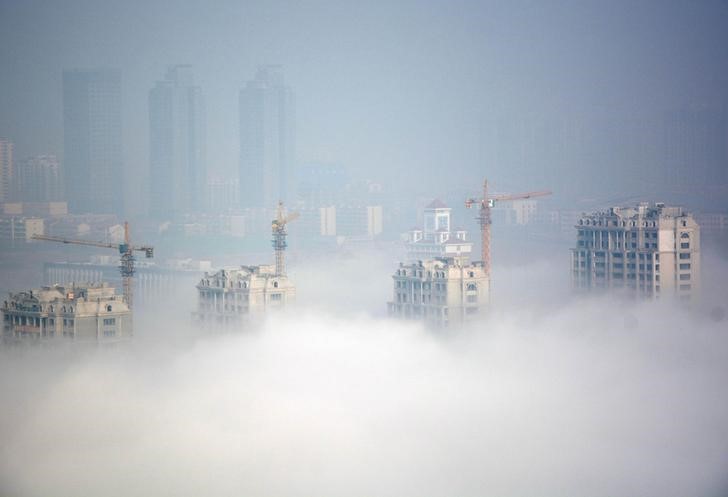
[679,274,691,281]
[103,329,116,337]
[466,283,477,291]
[679,253,690,260]
[679,263,691,270]
[106,305,112,312]
[103,318,116,326]
[680,284,691,291]
[270,293,282,302]
[680,243,690,249]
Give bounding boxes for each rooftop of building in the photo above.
[4,283,125,312]
[398,257,485,270]
[579,202,693,225]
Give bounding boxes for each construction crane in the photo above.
[465,179,552,277]
[271,202,299,277]
[32,222,153,309]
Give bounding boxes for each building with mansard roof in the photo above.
[2,282,131,343]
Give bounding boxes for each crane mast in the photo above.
[32,221,154,309]
[465,178,552,278]
[271,202,299,277]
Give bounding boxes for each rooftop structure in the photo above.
[387,257,489,328]
[194,265,295,327]
[572,202,700,300]
[2,282,131,343]
[404,199,472,264]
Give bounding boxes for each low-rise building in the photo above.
[194,264,295,327]
[2,283,131,343]
[387,258,489,328]
[571,202,700,299]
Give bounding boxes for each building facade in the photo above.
[194,265,295,327]
[2,283,131,343]
[149,65,206,218]
[63,69,123,215]
[13,155,63,202]
[0,217,44,248]
[239,65,295,208]
[387,258,489,328]
[0,138,13,202]
[571,203,701,299]
[404,199,472,264]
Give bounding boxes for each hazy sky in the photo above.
[1,0,727,200]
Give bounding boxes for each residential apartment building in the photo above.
[194,265,295,327]
[571,203,700,299]
[2,283,131,343]
[387,257,489,328]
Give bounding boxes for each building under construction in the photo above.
[194,202,297,327]
[2,282,131,343]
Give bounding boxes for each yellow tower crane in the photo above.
[271,202,299,277]
[32,221,154,309]
[465,179,552,277]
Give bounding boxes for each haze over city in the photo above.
[1,1,727,496]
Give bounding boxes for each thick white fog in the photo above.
[1,251,727,497]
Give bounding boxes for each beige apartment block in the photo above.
[2,283,131,343]
[387,257,489,328]
[195,264,295,327]
[571,202,700,300]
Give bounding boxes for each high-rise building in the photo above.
[571,203,701,300]
[13,155,63,202]
[0,138,13,202]
[63,69,123,215]
[387,258,489,328]
[149,65,206,218]
[239,65,295,208]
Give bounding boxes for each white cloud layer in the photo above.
[1,298,727,497]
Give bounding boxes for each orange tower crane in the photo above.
[32,222,154,309]
[465,179,552,277]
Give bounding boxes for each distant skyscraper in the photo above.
[63,69,123,214]
[239,65,295,208]
[14,155,63,202]
[0,138,13,202]
[149,65,206,218]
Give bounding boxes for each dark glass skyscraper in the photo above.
[62,69,123,215]
[239,66,295,208]
[149,65,206,218]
